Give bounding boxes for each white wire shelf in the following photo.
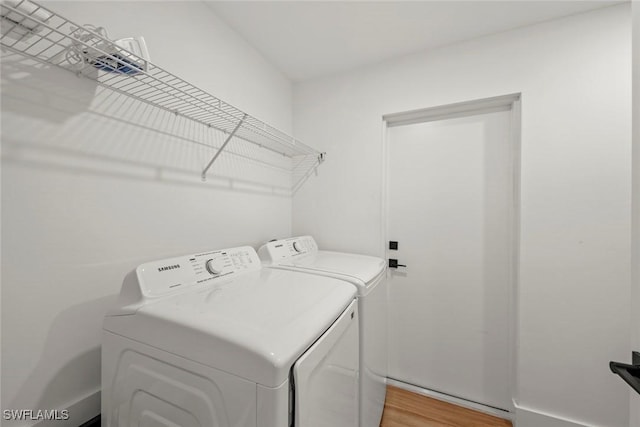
[0,0,325,187]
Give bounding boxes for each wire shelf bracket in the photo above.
[0,0,325,191]
[201,114,246,181]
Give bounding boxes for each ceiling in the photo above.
[205,1,625,82]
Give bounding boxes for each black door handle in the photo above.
[610,351,640,395]
[388,259,406,269]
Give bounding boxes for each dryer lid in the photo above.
[104,248,356,388]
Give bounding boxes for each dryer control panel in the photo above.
[134,246,260,299]
[258,236,318,263]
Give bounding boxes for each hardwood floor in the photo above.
[379,386,513,427]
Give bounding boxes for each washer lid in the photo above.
[104,249,356,388]
[287,251,385,286]
[259,237,386,287]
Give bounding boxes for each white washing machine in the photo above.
[258,236,387,427]
[102,246,359,427]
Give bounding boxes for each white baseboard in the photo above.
[515,406,591,427]
[35,389,100,427]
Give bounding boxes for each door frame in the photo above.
[631,2,639,425]
[380,93,522,416]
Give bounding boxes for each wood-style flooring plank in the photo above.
[380,385,512,427]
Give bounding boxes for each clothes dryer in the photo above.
[103,246,359,427]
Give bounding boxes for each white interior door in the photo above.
[386,109,514,412]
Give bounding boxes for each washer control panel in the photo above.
[137,246,260,297]
[258,236,318,263]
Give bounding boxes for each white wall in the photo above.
[1,2,292,426]
[632,2,640,426]
[293,5,631,427]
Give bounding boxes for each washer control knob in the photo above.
[205,259,221,275]
[293,241,302,253]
